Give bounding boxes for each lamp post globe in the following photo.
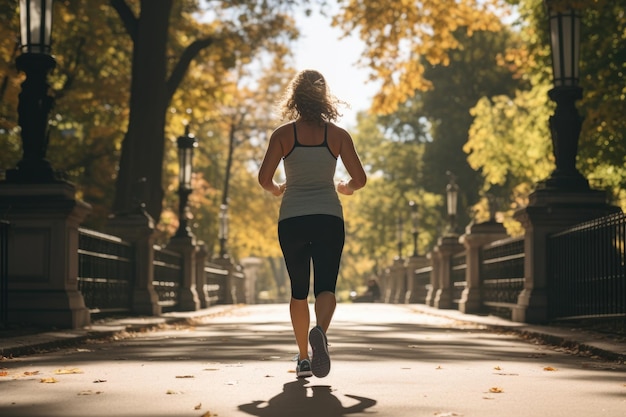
[445,171,459,235]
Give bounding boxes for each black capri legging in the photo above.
[278,214,345,300]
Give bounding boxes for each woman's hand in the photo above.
[272,182,286,196]
[337,180,353,195]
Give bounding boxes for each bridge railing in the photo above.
[400,210,626,324]
[76,228,245,316]
[78,228,134,314]
[548,211,626,320]
[480,236,525,319]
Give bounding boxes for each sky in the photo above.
[292,11,379,128]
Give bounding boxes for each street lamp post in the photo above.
[446,171,459,235]
[409,200,419,257]
[542,0,588,190]
[396,213,403,260]
[175,125,197,238]
[7,0,56,183]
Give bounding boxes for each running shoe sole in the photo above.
[309,326,330,378]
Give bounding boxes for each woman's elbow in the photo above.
[352,175,367,190]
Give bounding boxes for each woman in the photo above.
[258,69,367,378]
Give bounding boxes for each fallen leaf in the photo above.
[55,368,83,375]
[175,375,194,379]
[166,390,180,394]
[194,403,202,410]
[493,366,502,370]
[40,377,58,383]
[24,371,40,376]
[0,371,8,377]
[489,387,503,393]
[543,366,557,371]
[93,379,107,383]
[200,411,214,417]
[78,390,102,395]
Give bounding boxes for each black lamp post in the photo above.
[542,0,589,190]
[396,213,403,260]
[175,125,197,238]
[409,200,419,257]
[446,171,459,235]
[7,0,56,183]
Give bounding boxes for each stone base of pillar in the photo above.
[512,288,548,323]
[168,235,200,312]
[107,211,161,316]
[0,182,91,329]
[434,287,454,309]
[213,256,236,304]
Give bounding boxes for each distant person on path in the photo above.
[258,69,367,378]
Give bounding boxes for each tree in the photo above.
[419,28,523,227]
[332,0,508,114]
[109,0,299,223]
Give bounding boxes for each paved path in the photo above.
[1,303,625,417]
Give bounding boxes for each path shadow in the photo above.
[238,378,377,417]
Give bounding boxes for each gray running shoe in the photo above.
[296,357,312,378]
[309,325,330,378]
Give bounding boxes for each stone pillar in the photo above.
[433,235,463,309]
[512,188,619,323]
[167,235,200,311]
[240,257,262,304]
[458,221,507,314]
[195,242,210,308]
[213,256,236,304]
[405,255,430,304]
[106,211,161,316]
[0,182,91,328]
[382,266,393,303]
[424,251,437,306]
[391,257,406,303]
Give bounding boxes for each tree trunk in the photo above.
[112,0,172,221]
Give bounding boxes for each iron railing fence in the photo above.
[153,245,183,311]
[203,263,229,305]
[78,228,134,314]
[451,250,467,305]
[480,236,525,319]
[548,211,626,321]
[0,220,9,324]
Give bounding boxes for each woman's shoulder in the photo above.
[327,122,352,141]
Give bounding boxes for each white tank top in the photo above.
[278,122,343,222]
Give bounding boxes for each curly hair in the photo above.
[279,70,347,124]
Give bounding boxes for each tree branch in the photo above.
[110,0,138,43]
[166,36,215,102]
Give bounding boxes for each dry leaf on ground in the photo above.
[55,368,83,374]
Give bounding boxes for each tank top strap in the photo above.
[292,122,301,146]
